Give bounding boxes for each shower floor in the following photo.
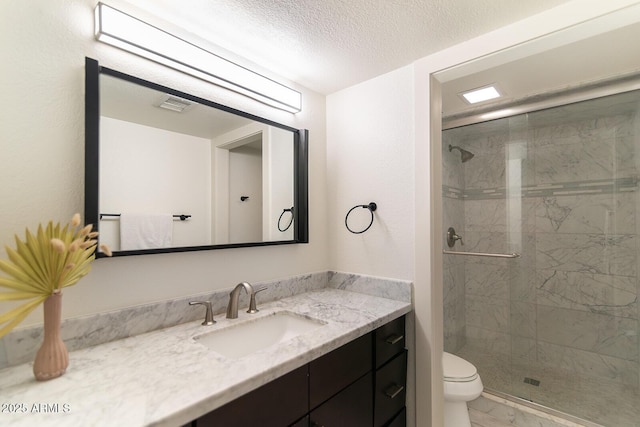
[457,343,639,427]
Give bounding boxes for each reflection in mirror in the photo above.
[85,58,308,257]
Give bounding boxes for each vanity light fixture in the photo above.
[460,85,501,104]
[94,3,302,113]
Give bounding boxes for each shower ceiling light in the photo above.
[94,3,302,113]
[461,85,501,104]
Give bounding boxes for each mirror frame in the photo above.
[85,57,308,257]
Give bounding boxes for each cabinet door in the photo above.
[309,372,373,427]
[374,350,407,427]
[197,365,308,427]
[309,333,372,409]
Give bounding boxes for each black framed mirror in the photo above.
[85,58,308,257]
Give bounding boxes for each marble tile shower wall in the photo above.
[443,196,466,352]
[442,131,467,353]
[443,106,640,391]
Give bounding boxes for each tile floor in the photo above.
[469,393,603,427]
[458,344,638,426]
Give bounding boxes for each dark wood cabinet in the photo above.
[196,365,308,427]
[375,316,405,368]
[309,332,372,409]
[309,372,373,427]
[291,415,309,427]
[374,316,406,427]
[193,315,407,427]
[374,350,407,427]
[385,407,406,427]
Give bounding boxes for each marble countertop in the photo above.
[0,288,411,427]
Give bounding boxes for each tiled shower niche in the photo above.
[442,89,640,427]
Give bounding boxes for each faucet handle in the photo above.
[454,233,464,246]
[247,286,267,314]
[189,300,216,326]
[446,227,464,247]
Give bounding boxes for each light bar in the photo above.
[461,85,501,104]
[94,3,302,113]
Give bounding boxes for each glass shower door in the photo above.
[442,88,640,426]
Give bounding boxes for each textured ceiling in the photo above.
[124,0,575,94]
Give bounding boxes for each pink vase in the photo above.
[33,292,68,381]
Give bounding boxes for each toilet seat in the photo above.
[443,352,478,382]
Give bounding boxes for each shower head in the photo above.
[449,144,474,163]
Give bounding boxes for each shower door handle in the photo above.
[443,250,520,258]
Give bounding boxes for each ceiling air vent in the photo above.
[157,95,192,113]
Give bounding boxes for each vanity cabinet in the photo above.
[195,364,308,427]
[191,315,406,427]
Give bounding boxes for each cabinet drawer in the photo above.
[374,350,407,427]
[309,332,372,409]
[309,372,373,427]
[375,316,405,368]
[197,365,308,427]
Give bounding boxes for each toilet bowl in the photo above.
[443,352,483,427]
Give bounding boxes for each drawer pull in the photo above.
[384,384,405,399]
[385,334,404,345]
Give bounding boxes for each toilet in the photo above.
[443,352,483,427]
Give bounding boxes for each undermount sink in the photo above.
[194,311,326,359]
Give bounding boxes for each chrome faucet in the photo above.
[226,282,254,319]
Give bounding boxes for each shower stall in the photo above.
[442,87,640,426]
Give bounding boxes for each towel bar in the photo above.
[99,213,191,221]
[443,250,520,258]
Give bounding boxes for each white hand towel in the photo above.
[120,213,173,250]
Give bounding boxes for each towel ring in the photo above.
[278,207,294,232]
[345,202,377,234]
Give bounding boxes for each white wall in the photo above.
[326,65,415,280]
[0,0,327,327]
[100,117,212,250]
